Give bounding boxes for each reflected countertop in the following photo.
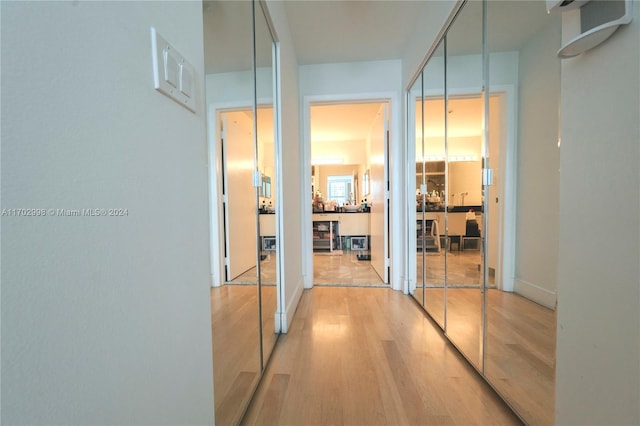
[415,205,483,213]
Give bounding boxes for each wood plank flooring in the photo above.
[241,287,522,426]
[484,289,556,426]
[211,285,261,426]
[411,288,556,426]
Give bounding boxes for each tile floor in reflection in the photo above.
[227,250,386,286]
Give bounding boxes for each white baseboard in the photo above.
[514,278,556,309]
[210,274,222,288]
[280,277,304,333]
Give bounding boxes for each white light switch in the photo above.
[163,48,179,88]
[150,27,196,113]
[179,62,193,98]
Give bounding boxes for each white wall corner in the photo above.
[281,277,304,333]
[514,278,557,309]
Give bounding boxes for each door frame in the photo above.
[301,92,400,289]
[207,99,280,288]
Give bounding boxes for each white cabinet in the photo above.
[259,214,276,251]
[338,213,370,235]
[259,214,276,236]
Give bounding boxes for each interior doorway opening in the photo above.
[309,101,390,287]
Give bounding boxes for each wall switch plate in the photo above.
[151,27,196,113]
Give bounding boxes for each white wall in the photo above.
[265,0,304,333]
[300,60,402,98]
[556,3,640,424]
[205,67,273,105]
[449,161,483,206]
[312,139,367,165]
[1,2,214,424]
[513,18,561,308]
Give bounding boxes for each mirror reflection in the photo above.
[420,41,446,327]
[204,1,259,423]
[484,2,560,424]
[443,0,484,370]
[408,1,560,423]
[254,0,279,366]
[409,71,424,308]
[204,0,279,424]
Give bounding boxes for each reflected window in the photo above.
[327,175,352,205]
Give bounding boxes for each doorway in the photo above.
[309,101,390,286]
[219,107,277,286]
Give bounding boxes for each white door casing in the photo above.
[369,104,389,283]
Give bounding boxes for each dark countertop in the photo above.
[416,205,483,213]
[312,209,370,214]
[260,209,372,214]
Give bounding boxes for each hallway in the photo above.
[240,287,521,425]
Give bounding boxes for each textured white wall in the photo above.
[1,2,214,424]
[556,2,640,424]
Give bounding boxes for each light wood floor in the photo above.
[241,287,522,426]
[485,289,556,426]
[211,285,261,426]
[416,250,495,287]
[211,284,278,426]
[412,288,556,426]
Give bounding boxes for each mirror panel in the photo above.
[484,2,560,424]
[409,71,424,307]
[421,41,446,327]
[254,0,279,366]
[204,0,279,423]
[443,0,484,370]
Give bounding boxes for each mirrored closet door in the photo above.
[406,1,559,424]
[409,40,447,329]
[204,0,280,424]
[254,0,279,367]
[443,0,485,371]
[483,2,560,424]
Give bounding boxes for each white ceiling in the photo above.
[204,1,557,147]
[283,1,556,145]
[282,0,428,65]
